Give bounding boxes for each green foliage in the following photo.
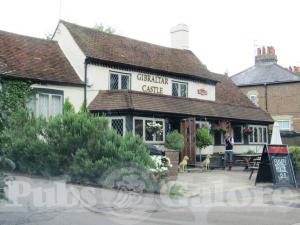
[196,126,213,150]
[63,97,75,113]
[0,80,31,130]
[168,183,184,199]
[289,146,300,173]
[165,130,184,151]
[94,23,115,34]
[1,108,154,184]
[0,150,15,200]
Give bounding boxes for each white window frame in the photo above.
[133,117,165,144]
[109,116,126,136]
[232,125,244,144]
[249,94,258,106]
[171,80,188,97]
[30,93,63,118]
[277,120,291,131]
[248,125,268,144]
[109,71,131,90]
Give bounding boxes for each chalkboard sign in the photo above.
[255,145,298,188]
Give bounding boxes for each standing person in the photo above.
[224,133,234,170]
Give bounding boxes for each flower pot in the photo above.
[165,149,179,180]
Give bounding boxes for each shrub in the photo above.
[289,146,300,173]
[165,130,184,151]
[68,132,155,184]
[2,107,155,183]
[63,98,75,113]
[196,126,213,150]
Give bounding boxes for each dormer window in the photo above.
[110,71,131,90]
[172,81,188,97]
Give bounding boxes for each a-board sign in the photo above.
[255,145,298,188]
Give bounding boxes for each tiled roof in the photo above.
[0,30,83,85]
[88,90,273,123]
[231,62,300,86]
[60,20,217,82]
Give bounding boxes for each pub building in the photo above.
[53,21,273,165]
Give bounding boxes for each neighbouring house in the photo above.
[0,30,85,116]
[52,20,273,165]
[231,46,300,146]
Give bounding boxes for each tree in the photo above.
[94,23,115,34]
[196,126,213,162]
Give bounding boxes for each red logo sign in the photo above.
[198,88,208,95]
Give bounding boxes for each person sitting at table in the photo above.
[224,133,234,171]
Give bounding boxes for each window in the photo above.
[133,117,165,143]
[172,81,187,97]
[110,72,130,90]
[249,94,258,106]
[248,125,268,144]
[233,126,243,143]
[27,91,63,118]
[277,120,290,131]
[110,117,126,136]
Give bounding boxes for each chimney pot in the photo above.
[257,48,261,56]
[262,46,266,55]
[170,24,189,49]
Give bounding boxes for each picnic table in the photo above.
[235,154,261,171]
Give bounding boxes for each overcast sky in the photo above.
[0,0,299,75]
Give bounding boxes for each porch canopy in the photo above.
[88,90,273,124]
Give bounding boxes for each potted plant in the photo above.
[196,126,213,164]
[164,130,184,178]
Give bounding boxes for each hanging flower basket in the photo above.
[211,120,230,133]
[243,127,253,136]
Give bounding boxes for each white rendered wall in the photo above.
[85,65,216,104]
[31,84,84,112]
[52,23,86,81]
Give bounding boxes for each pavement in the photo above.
[1,168,300,225]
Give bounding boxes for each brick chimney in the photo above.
[255,46,278,64]
[170,24,189,49]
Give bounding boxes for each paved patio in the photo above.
[0,169,300,225]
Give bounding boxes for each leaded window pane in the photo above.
[110,73,119,90]
[52,95,62,116]
[172,83,179,96]
[111,119,124,136]
[121,75,129,89]
[39,94,49,118]
[180,83,187,97]
[134,119,143,138]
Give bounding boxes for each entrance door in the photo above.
[180,118,196,165]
